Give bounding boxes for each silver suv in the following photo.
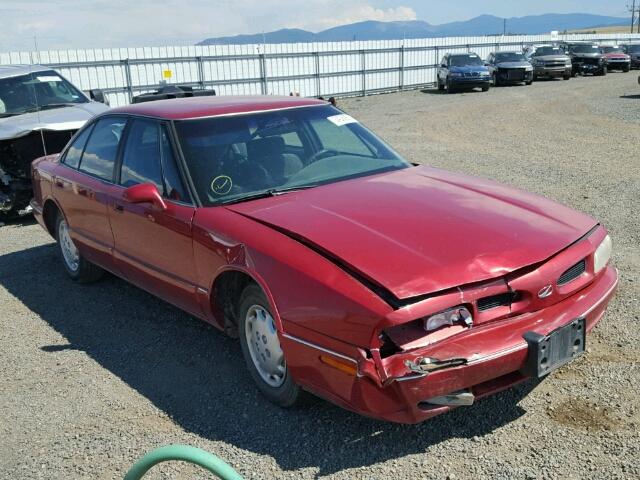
[524,44,572,81]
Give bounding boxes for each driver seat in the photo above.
[247,137,303,183]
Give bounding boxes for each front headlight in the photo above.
[480,71,491,77]
[450,72,463,77]
[424,306,473,332]
[565,59,572,65]
[525,65,533,71]
[594,234,612,274]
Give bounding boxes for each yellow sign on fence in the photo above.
[163,70,173,79]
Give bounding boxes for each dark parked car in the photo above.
[485,51,534,86]
[30,96,617,424]
[621,43,640,69]
[564,43,607,77]
[437,53,491,93]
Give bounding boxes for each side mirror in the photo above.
[88,88,109,105]
[123,183,167,210]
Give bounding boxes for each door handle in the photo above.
[113,204,124,213]
[55,180,65,189]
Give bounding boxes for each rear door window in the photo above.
[78,117,126,181]
[119,119,164,192]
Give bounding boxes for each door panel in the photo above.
[53,165,121,272]
[110,193,200,316]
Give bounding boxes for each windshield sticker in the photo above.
[36,76,63,82]
[211,175,233,196]
[327,114,358,127]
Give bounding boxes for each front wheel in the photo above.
[437,78,445,91]
[563,74,571,80]
[599,67,607,76]
[55,213,103,283]
[238,284,300,407]
[482,84,490,92]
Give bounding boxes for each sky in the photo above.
[0,0,630,52]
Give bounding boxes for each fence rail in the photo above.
[2,33,640,107]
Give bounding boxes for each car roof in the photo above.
[109,95,327,120]
[493,51,522,55]
[0,64,51,80]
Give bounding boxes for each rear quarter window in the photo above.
[62,126,93,169]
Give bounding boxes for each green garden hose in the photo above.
[124,444,243,480]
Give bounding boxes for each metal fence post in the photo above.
[259,54,268,95]
[121,58,133,103]
[314,52,321,97]
[434,46,440,85]
[196,56,205,89]
[399,45,405,90]
[360,50,366,96]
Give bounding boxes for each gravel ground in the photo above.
[1,71,639,479]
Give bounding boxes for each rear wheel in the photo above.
[55,213,103,283]
[238,284,300,407]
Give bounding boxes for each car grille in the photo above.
[507,69,525,80]
[558,260,587,286]
[463,72,482,77]
[544,61,566,67]
[576,57,600,66]
[477,292,516,312]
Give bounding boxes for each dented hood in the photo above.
[227,166,597,300]
[0,102,108,141]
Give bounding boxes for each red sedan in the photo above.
[30,96,617,424]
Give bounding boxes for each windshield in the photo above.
[602,46,623,54]
[449,54,483,67]
[0,70,87,117]
[495,52,526,62]
[570,45,600,54]
[175,105,410,206]
[627,44,640,53]
[534,47,563,56]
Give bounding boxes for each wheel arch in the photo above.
[209,266,283,338]
[42,198,63,238]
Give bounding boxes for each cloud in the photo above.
[0,0,417,51]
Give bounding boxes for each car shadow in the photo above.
[620,94,640,99]
[0,244,541,477]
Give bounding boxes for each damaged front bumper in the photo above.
[0,129,76,219]
[282,265,617,424]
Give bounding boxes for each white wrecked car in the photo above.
[0,65,109,219]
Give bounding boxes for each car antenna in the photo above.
[30,35,48,156]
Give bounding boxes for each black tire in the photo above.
[446,78,455,94]
[525,80,533,86]
[563,74,571,81]
[482,84,490,92]
[437,78,445,91]
[532,74,538,81]
[623,66,630,73]
[600,67,607,76]
[238,284,300,407]
[55,213,103,283]
[493,73,499,86]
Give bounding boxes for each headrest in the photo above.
[247,136,285,159]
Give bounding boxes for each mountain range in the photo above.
[198,13,628,45]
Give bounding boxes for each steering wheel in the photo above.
[307,149,339,164]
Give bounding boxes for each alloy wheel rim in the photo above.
[244,305,286,388]
[58,219,80,272]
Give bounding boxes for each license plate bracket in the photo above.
[521,317,586,378]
